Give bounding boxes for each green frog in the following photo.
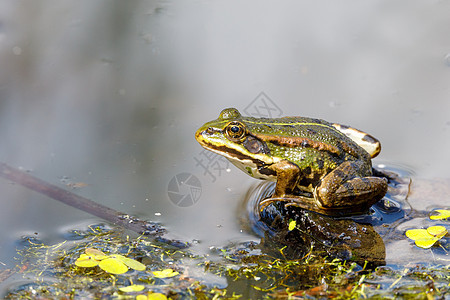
[195,108,388,216]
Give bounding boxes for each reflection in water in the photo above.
[240,169,412,268]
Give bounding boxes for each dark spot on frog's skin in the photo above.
[301,140,309,147]
[303,166,312,175]
[316,159,324,169]
[282,124,295,128]
[312,172,322,184]
[258,166,276,176]
[306,128,317,135]
[362,134,377,144]
[298,177,312,189]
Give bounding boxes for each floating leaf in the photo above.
[147,293,168,300]
[405,229,430,240]
[430,209,450,220]
[119,284,145,292]
[114,254,146,271]
[75,253,99,267]
[427,225,447,238]
[85,248,107,260]
[414,238,438,249]
[98,257,128,274]
[74,248,146,274]
[405,226,447,249]
[135,293,168,300]
[405,228,437,249]
[152,268,179,278]
[288,219,296,231]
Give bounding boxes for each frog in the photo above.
[195,108,388,216]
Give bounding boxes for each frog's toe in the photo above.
[259,197,292,212]
[259,198,278,212]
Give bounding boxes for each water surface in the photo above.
[0,0,449,293]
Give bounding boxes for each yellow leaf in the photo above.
[147,293,168,300]
[405,229,431,240]
[136,295,148,300]
[288,220,296,231]
[118,284,145,292]
[114,255,146,271]
[430,209,450,220]
[427,225,447,238]
[85,248,107,260]
[405,226,447,249]
[98,257,128,274]
[415,238,438,249]
[75,254,99,267]
[152,268,179,278]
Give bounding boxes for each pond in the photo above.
[0,1,449,298]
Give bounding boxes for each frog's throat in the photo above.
[228,157,277,181]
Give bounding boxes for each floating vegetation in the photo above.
[152,269,179,279]
[288,219,296,231]
[405,208,449,249]
[430,209,450,220]
[4,223,450,299]
[75,248,146,274]
[405,226,447,249]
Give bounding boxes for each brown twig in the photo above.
[0,162,165,237]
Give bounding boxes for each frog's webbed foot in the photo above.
[259,197,291,213]
[372,168,400,183]
[259,196,317,214]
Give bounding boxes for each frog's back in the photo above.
[241,115,368,161]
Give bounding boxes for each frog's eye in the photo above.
[225,122,246,142]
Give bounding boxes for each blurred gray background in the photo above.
[0,1,449,269]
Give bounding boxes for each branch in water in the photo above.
[0,162,165,237]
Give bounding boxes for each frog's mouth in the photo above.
[195,128,273,167]
[196,130,276,181]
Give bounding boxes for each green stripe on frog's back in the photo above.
[241,116,365,159]
[242,116,343,139]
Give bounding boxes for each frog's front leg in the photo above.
[259,160,311,212]
[313,161,388,212]
[265,159,301,197]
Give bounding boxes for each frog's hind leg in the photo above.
[314,161,388,212]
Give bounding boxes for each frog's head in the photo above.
[195,108,273,170]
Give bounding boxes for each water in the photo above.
[0,0,449,296]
